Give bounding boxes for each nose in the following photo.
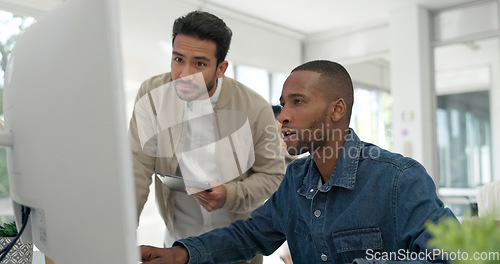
[179,65,197,81]
[277,107,290,126]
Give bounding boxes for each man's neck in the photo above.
[207,78,219,98]
[311,129,349,184]
[312,151,339,184]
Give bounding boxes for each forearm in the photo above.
[176,206,285,263]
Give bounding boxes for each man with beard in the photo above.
[129,11,285,264]
[140,60,457,264]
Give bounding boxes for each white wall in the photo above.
[345,61,391,91]
[304,24,392,95]
[222,16,302,74]
[304,24,390,65]
[389,5,437,179]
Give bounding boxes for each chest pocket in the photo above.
[333,227,383,253]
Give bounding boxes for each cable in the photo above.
[0,206,31,261]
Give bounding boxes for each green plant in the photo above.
[427,214,500,264]
[0,221,17,237]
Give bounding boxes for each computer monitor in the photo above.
[2,0,140,263]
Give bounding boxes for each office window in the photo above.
[437,91,492,189]
[0,10,35,221]
[433,0,499,218]
[235,64,270,102]
[232,63,287,106]
[350,86,392,151]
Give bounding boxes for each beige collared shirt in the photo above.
[165,78,232,246]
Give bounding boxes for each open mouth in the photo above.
[281,129,297,142]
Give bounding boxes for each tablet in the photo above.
[156,172,213,193]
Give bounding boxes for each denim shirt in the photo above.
[177,129,456,264]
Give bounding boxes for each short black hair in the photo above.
[292,60,354,122]
[172,11,232,64]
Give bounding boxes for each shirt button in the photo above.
[321,253,328,261]
[310,188,314,192]
[314,209,321,218]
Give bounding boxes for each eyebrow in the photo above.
[279,93,306,104]
[172,51,211,62]
[172,51,184,57]
[286,93,305,99]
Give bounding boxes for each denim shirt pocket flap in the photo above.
[333,227,383,253]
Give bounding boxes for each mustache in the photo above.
[174,79,200,89]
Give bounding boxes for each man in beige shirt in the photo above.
[129,10,285,264]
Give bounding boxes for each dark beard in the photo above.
[294,109,329,155]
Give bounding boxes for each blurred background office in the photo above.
[1,0,499,263]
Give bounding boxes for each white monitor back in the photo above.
[3,0,139,262]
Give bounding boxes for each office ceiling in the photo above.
[185,0,476,36]
[1,0,477,35]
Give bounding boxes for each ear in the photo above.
[216,61,229,78]
[330,98,346,122]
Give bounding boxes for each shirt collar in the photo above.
[298,128,361,198]
[327,128,361,190]
[210,77,223,107]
